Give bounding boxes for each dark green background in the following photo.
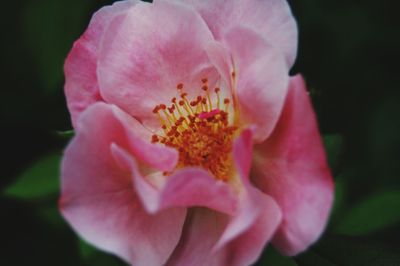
[1,0,399,265]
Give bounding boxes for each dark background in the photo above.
[1,0,399,265]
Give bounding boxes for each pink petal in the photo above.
[64,0,138,127]
[207,26,289,142]
[252,75,334,256]
[97,0,217,129]
[60,102,185,265]
[174,0,298,67]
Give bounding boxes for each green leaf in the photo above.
[303,234,400,266]
[79,239,125,266]
[327,175,348,230]
[79,239,98,259]
[323,134,343,170]
[38,205,65,228]
[257,246,298,266]
[295,250,336,266]
[3,152,61,199]
[56,130,75,139]
[334,190,400,235]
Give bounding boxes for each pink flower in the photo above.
[60,0,334,265]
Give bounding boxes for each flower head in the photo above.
[60,0,334,265]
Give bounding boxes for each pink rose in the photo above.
[60,0,334,265]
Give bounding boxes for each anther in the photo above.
[153,106,160,113]
[151,135,159,143]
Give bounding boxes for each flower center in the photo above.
[151,79,238,181]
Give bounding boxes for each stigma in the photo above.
[151,78,238,181]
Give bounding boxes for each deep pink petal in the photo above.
[173,0,298,67]
[64,0,138,127]
[97,0,217,129]
[252,75,334,256]
[60,102,185,265]
[207,26,289,142]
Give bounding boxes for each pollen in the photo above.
[151,79,238,181]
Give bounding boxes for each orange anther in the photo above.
[177,83,184,90]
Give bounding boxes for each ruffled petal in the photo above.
[166,208,229,266]
[207,26,289,142]
[172,0,298,67]
[64,0,138,127]
[214,128,282,266]
[226,187,281,266]
[97,0,217,129]
[111,145,237,215]
[160,168,238,214]
[165,129,282,266]
[60,102,185,265]
[251,75,334,256]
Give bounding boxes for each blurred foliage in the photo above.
[22,0,95,94]
[334,190,400,236]
[1,0,399,265]
[3,152,61,199]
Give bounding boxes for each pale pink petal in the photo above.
[252,75,334,256]
[97,0,217,129]
[207,26,289,142]
[64,0,138,127]
[171,0,298,67]
[60,102,185,265]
